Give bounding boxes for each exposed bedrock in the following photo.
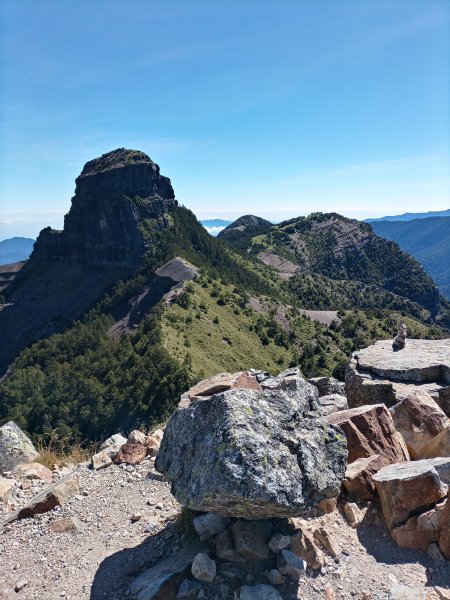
[346,339,450,415]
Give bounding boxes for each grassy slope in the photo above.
[161,274,445,382]
[162,280,295,377]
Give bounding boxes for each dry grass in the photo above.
[34,431,95,469]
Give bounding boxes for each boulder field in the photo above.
[1,343,450,599]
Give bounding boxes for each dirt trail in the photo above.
[1,459,448,600]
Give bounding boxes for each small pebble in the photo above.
[15,581,28,592]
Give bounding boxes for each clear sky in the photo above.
[1,0,449,239]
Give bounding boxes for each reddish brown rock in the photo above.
[325,404,409,464]
[48,516,84,534]
[421,427,450,459]
[145,428,164,457]
[313,526,340,558]
[317,497,337,514]
[373,458,450,529]
[343,502,364,528]
[179,371,262,407]
[15,462,53,481]
[4,474,79,522]
[113,443,147,465]
[390,392,449,459]
[343,454,386,501]
[392,492,450,559]
[289,528,324,569]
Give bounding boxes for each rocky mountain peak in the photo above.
[33,149,177,268]
[74,147,175,202]
[79,148,154,177]
[217,215,271,238]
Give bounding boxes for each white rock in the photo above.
[191,553,216,583]
[0,422,39,472]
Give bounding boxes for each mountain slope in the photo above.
[370,217,450,299]
[0,237,35,265]
[220,212,450,326]
[217,214,272,250]
[1,151,448,445]
[366,209,450,222]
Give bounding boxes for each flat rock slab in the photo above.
[346,339,450,414]
[356,339,450,382]
[3,473,79,523]
[129,541,206,600]
[180,371,262,407]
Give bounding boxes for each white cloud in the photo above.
[203,225,226,236]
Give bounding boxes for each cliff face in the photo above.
[33,149,177,268]
[0,149,177,375]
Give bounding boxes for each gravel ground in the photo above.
[1,460,449,600]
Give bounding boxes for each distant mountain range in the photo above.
[365,209,450,222]
[370,216,450,299]
[0,237,34,265]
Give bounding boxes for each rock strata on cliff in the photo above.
[0,149,177,374]
[33,148,177,268]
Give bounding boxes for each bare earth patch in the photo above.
[1,460,449,600]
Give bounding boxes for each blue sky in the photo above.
[0,0,449,239]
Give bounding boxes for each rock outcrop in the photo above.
[346,339,450,415]
[373,458,450,529]
[33,149,177,268]
[0,422,39,472]
[0,149,178,375]
[156,380,347,519]
[390,391,450,459]
[307,376,346,397]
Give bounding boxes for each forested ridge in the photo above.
[1,208,447,446]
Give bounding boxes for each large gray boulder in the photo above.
[155,383,347,519]
[0,421,39,472]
